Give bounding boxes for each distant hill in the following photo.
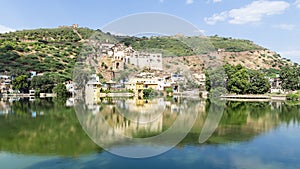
[120,35,293,74]
[121,35,265,56]
[0,27,294,80]
[0,27,98,80]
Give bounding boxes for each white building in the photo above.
[100,43,115,56]
[65,81,75,93]
[128,52,163,70]
[193,73,206,89]
[0,75,11,93]
[101,43,163,71]
[269,75,283,94]
[157,76,173,91]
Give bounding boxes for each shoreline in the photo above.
[99,92,134,97]
[0,93,287,102]
[1,93,35,97]
[220,94,286,101]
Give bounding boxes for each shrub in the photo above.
[143,88,156,98]
[286,93,299,101]
[53,83,68,98]
[165,88,173,94]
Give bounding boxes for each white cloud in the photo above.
[228,1,290,24]
[186,0,194,4]
[213,0,222,3]
[204,12,228,25]
[0,25,15,33]
[274,24,296,31]
[204,1,290,25]
[295,0,300,8]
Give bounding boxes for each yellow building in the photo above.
[85,81,102,104]
[125,77,159,96]
[136,82,144,98]
[135,96,144,106]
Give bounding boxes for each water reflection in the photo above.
[0,98,99,156]
[0,100,12,115]
[0,98,300,158]
[75,96,201,158]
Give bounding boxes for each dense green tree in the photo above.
[222,64,270,94]
[224,64,237,78]
[207,64,272,95]
[143,88,155,98]
[12,75,30,93]
[280,66,300,91]
[53,83,68,98]
[9,68,28,77]
[227,68,249,94]
[30,74,55,94]
[247,70,270,94]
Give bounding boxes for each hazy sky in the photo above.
[0,0,300,63]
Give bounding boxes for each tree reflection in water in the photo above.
[0,97,300,156]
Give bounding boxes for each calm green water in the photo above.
[1,98,300,169]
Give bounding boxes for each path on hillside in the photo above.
[73,29,83,40]
[86,56,99,74]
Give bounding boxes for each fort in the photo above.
[100,43,163,71]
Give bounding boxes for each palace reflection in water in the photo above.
[83,96,204,137]
[1,97,300,168]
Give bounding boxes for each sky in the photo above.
[0,0,300,63]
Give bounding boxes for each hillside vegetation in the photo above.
[0,27,294,80]
[0,27,95,80]
[121,35,265,55]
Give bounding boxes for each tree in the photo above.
[205,67,228,97]
[9,68,28,78]
[224,63,238,78]
[247,70,270,94]
[53,83,68,98]
[225,64,270,94]
[205,67,227,91]
[143,88,156,98]
[12,75,30,93]
[227,68,249,94]
[205,71,211,92]
[208,64,273,95]
[280,66,300,91]
[30,74,55,94]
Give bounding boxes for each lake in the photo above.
[0,97,300,169]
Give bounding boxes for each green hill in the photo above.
[120,35,265,56]
[0,27,96,80]
[0,27,293,80]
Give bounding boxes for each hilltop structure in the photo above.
[99,43,163,71]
